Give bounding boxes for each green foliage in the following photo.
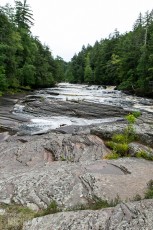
[106,141,128,156]
[89,196,112,209]
[22,63,36,85]
[66,10,153,96]
[8,77,20,88]
[0,2,65,92]
[84,53,93,83]
[114,143,129,154]
[68,195,121,212]
[14,0,34,30]
[35,200,60,218]
[0,200,60,229]
[123,125,136,143]
[0,66,7,90]
[104,151,120,159]
[145,180,153,199]
[132,194,142,201]
[125,114,136,124]
[123,112,141,143]
[60,155,66,161]
[106,112,140,157]
[112,133,127,143]
[0,203,35,230]
[55,56,66,82]
[132,111,141,118]
[136,151,153,161]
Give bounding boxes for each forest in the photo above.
[66,10,153,96]
[0,0,66,93]
[0,1,153,97]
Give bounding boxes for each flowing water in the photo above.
[36,83,153,110]
[11,83,153,134]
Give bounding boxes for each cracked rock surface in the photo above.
[23,199,153,230]
[0,132,153,211]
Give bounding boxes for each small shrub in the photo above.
[91,195,121,209]
[114,143,129,155]
[35,200,60,218]
[60,155,66,161]
[123,125,136,143]
[106,141,114,149]
[44,200,59,215]
[106,141,128,156]
[132,111,141,118]
[132,194,142,201]
[105,112,141,158]
[145,189,153,199]
[145,180,153,199]
[69,195,121,211]
[105,152,120,159]
[124,112,141,143]
[125,114,136,124]
[90,196,110,209]
[136,151,153,161]
[112,134,127,143]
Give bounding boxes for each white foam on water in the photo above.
[30,116,121,131]
[13,104,25,113]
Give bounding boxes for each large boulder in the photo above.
[44,134,110,162]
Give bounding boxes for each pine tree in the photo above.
[15,0,34,30]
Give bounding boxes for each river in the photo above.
[0,83,153,135]
[6,83,151,135]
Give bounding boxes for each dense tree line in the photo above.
[1,2,153,97]
[0,0,66,93]
[66,10,153,96]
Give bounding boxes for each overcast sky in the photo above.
[1,0,153,61]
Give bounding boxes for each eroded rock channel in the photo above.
[0,83,153,229]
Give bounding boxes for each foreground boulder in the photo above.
[23,199,153,230]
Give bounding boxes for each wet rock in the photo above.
[23,100,128,119]
[0,94,30,135]
[23,95,44,102]
[23,199,153,230]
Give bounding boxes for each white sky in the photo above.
[1,0,153,61]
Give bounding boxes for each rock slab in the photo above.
[23,199,153,230]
